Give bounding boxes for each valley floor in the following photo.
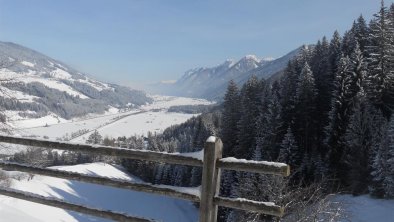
[12,95,214,143]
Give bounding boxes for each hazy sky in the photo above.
[0,0,391,86]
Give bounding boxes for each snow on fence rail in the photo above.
[0,135,290,222]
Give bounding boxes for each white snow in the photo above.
[228,197,276,207]
[0,86,39,103]
[335,194,394,222]
[243,54,261,63]
[73,111,197,142]
[19,77,89,99]
[179,150,204,161]
[0,68,88,99]
[0,162,199,222]
[142,95,214,111]
[206,136,216,143]
[77,78,112,91]
[21,61,35,68]
[220,157,288,167]
[10,114,67,129]
[50,68,72,79]
[104,106,119,115]
[15,95,213,142]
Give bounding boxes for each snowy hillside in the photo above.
[0,162,199,222]
[0,41,152,122]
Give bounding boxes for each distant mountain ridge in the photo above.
[148,47,301,100]
[0,41,152,123]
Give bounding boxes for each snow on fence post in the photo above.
[199,136,223,222]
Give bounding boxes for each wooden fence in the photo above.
[0,135,290,222]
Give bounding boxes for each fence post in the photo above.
[199,136,223,222]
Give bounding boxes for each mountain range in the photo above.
[147,47,302,100]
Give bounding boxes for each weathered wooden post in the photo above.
[199,136,223,222]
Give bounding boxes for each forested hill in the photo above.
[0,41,152,121]
[116,2,394,221]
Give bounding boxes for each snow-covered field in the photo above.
[336,195,394,222]
[12,95,213,142]
[0,95,210,221]
[0,163,199,222]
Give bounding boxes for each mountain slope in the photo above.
[148,47,301,100]
[0,42,152,123]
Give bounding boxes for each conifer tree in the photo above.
[294,62,317,157]
[236,76,263,159]
[366,0,394,118]
[278,126,299,167]
[325,55,355,181]
[353,15,369,53]
[255,81,282,161]
[345,91,376,194]
[221,80,241,157]
[370,117,391,197]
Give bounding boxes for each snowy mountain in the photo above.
[147,47,301,100]
[0,42,152,124]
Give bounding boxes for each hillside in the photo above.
[148,47,301,100]
[0,42,152,123]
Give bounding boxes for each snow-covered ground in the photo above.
[335,194,394,222]
[0,95,211,221]
[0,163,199,222]
[12,95,214,142]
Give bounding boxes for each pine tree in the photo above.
[86,130,103,144]
[353,15,369,53]
[342,29,356,57]
[366,0,394,118]
[279,61,299,134]
[385,117,394,197]
[370,117,391,197]
[329,31,342,75]
[325,55,355,182]
[236,76,263,159]
[221,80,241,157]
[294,62,317,157]
[255,81,282,161]
[278,126,299,167]
[345,92,376,194]
[350,42,368,96]
[311,36,332,156]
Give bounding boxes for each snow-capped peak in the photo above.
[241,54,261,63]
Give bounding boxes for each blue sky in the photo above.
[0,0,390,86]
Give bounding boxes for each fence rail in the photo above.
[0,135,290,222]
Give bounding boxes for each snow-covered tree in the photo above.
[350,42,368,96]
[221,80,241,157]
[294,62,317,156]
[366,0,394,118]
[278,127,300,168]
[236,76,263,159]
[325,55,355,181]
[370,115,394,198]
[86,130,103,144]
[255,81,282,161]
